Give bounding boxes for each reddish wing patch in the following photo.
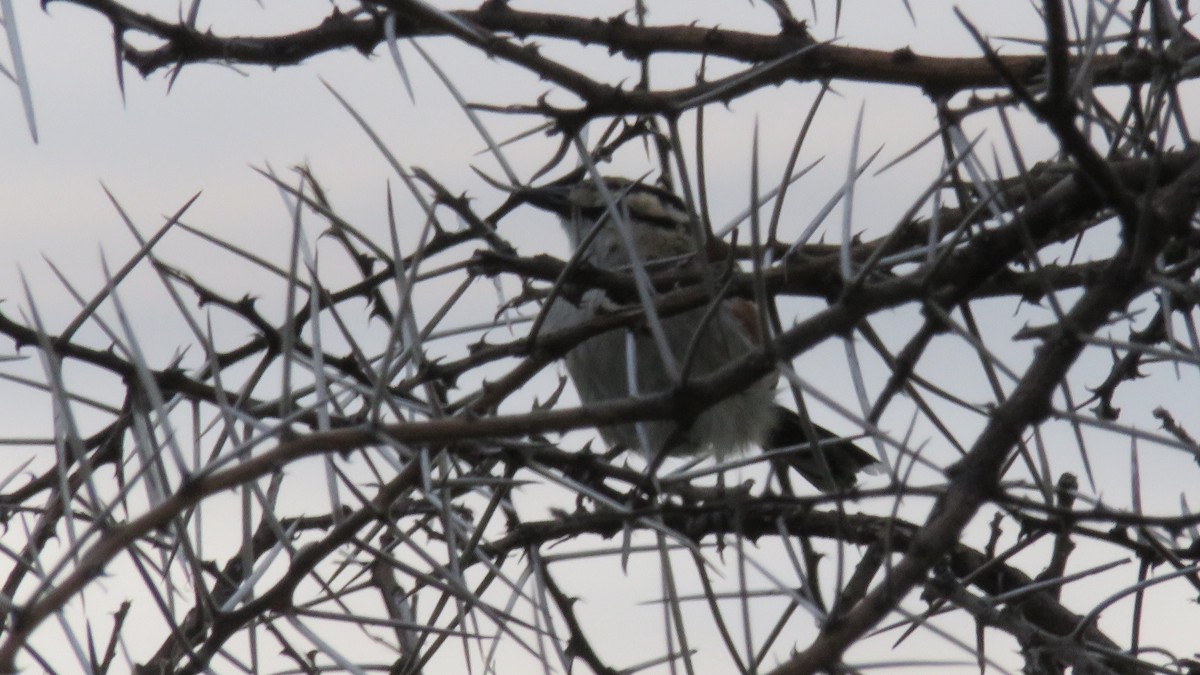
[725,297,762,346]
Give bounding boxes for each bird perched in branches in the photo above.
[526,175,878,492]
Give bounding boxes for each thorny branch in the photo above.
[6,1,1200,673]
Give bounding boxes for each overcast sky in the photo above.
[2,0,1029,296]
[2,1,1196,672]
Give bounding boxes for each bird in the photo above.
[525,175,877,492]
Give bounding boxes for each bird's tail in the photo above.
[767,406,879,493]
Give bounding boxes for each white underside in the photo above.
[544,289,779,459]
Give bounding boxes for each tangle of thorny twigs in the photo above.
[3,1,1200,674]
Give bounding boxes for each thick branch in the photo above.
[56,0,1181,97]
[768,158,1200,674]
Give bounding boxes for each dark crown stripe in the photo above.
[622,182,687,212]
[579,204,688,231]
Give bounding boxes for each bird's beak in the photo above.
[519,184,574,216]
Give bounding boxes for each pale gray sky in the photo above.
[2,1,1196,672]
